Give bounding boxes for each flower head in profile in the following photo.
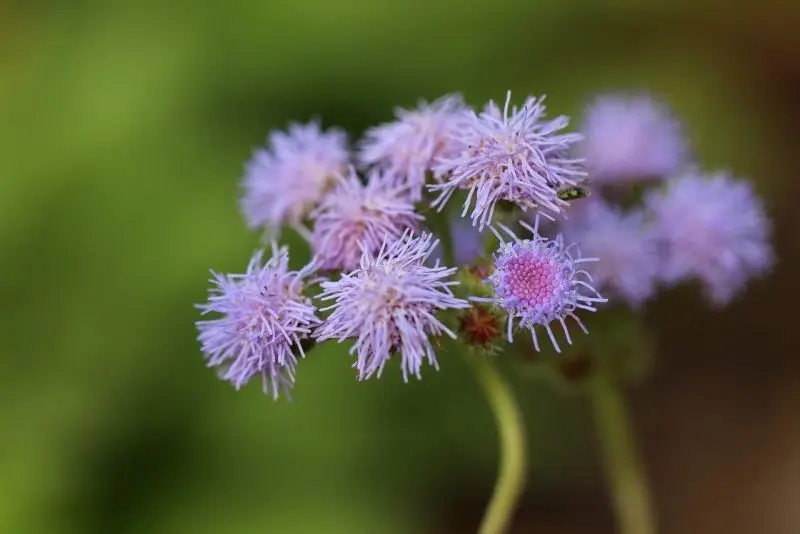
[430,91,585,230]
[315,232,469,381]
[241,120,349,235]
[645,169,774,305]
[196,246,320,399]
[579,92,687,183]
[560,199,660,308]
[358,94,467,201]
[310,167,422,272]
[475,218,607,352]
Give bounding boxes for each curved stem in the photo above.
[591,374,657,534]
[469,355,527,534]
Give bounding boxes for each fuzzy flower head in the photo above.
[310,167,422,272]
[241,120,349,234]
[431,91,586,230]
[579,93,687,183]
[476,218,607,352]
[196,246,320,399]
[560,199,660,308]
[315,232,470,381]
[645,169,774,305]
[358,94,467,201]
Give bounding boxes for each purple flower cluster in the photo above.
[196,245,319,399]
[474,219,607,352]
[310,166,421,272]
[197,88,775,398]
[560,92,774,309]
[316,232,469,381]
[358,94,467,201]
[241,120,349,236]
[431,92,585,229]
[578,92,687,183]
[561,199,659,308]
[645,170,774,305]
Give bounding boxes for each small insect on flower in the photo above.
[310,167,422,272]
[645,169,774,305]
[314,232,470,381]
[241,120,349,237]
[430,91,586,230]
[196,246,320,400]
[474,217,607,353]
[556,184,592,202]
[358,94,468,201]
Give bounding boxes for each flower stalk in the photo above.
[591,373,657,534]
[468,354,527,534]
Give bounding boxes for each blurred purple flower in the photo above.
[358,94,468,201]
[645,169,774,305]
[450,210,487,266]
[196,246,320,399]
[579,93,687,183]
[430,91,585,230]
[241,120,349,235]
[310,167,422,272]
[475,218,606,352]
[560,199,660,308]
[315,232,469,381]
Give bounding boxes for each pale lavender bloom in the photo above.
[196,246,320,399]
[310,167,421,272]
[358,94,468,201]
[450,210,487,266]
[315,232,469,381]
[560,199,660,308]
[430,91,585,230]
[645,169,774,305]
[579,93,687,183]
[475,218,607,352]
[241,120,349,235]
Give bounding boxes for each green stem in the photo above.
[591,374,657,534]
[469,355,527,534]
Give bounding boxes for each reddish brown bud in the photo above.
[470,263,494,281]
[459,305,502,347]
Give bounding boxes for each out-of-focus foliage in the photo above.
[0,1,795,533]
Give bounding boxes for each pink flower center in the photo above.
[504,255,558,307]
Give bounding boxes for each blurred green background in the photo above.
[2,1,799,533]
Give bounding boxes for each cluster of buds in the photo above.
[196,90,774,399]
